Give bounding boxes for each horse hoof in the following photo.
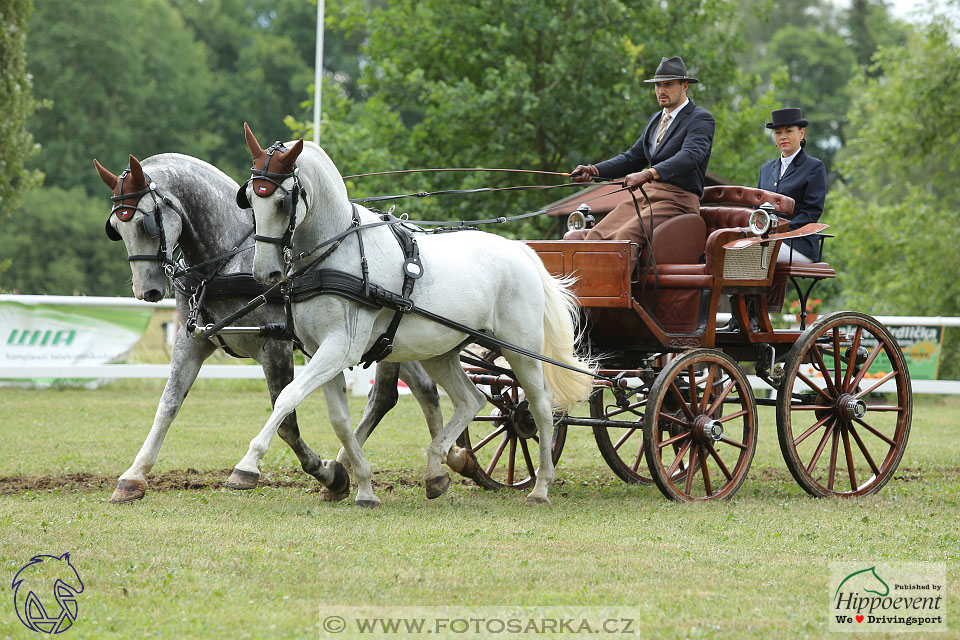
[425,473,451,499]
[355,498,381,509]
[225,468,260,490]
[446,447,480,479]
[110,478,146,503]
[326,461,351,494]
[320,488,350,503]
[525,494,551,506]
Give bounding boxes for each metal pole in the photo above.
[313,0,325,144]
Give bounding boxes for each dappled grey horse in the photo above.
[94,153,445,502]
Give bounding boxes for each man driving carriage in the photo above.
[571,56,715,250]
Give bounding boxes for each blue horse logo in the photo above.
[12,553,84,634]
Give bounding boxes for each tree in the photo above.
[294,0,777,236]
[828,17,960,316]
[0,0,42,223]
[25,0,213,195]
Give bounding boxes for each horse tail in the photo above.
[518,244,596,413]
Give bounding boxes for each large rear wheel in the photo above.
[776,312,912,497]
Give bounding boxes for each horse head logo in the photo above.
[12,553,84,634]
[834,566,890,599]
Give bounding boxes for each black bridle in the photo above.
[105,168,183,271]
[236,141,307,252]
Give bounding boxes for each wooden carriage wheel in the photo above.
[643,349,758,501]
[776,312,912,497]
[458,348,566,490]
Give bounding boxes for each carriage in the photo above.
[457,185,912,502]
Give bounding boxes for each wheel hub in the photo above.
[693,415,724,442]
[837,394,867,420]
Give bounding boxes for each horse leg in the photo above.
[333,362,401,471]
[253,341,344,495]
[418,352,486,499]
[111,328,217,503]
[500,352,556,505]
[232,340,378,507]
[321,373,379,508]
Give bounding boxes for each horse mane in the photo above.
[143,153,239,188]
[292,141,351,219]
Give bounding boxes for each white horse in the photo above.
[234,123,595,505]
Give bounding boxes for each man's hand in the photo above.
[570,164,598,183]
[624,169,656,190]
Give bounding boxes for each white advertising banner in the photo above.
[0,297,154,369]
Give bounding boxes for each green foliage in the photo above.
[829,18,960,315]
[0,0,42,221]
[0,186,131,295]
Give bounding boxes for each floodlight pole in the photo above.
[313,0,325,144]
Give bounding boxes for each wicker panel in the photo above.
[723,243,777,280]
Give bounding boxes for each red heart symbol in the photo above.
[856,615,864,623]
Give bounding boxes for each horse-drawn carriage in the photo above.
[459,185,912,502]
[98,130,911,507]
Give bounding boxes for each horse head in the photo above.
[94,154,182,301]
[239,122,307,285]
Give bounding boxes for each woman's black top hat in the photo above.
[644,56,698,84]
[766,107,809,129]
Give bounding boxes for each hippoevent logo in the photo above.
[11,553,84,634]
[829,562,946,632]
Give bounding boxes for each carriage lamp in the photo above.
[748,202,778,237]
[567,203,595,232]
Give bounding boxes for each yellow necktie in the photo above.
[655,113,672,147]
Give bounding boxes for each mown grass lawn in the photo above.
[0,380,956,639]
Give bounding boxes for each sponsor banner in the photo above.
[0,300,153,375]
[800,324,943,383]
[829,562,947,633]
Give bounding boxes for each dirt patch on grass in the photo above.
[0,467,465,496]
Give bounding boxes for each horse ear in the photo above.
[244,122,263,158]
[129,154,146,186]
[93,159,119,189]
[281,138,304,165]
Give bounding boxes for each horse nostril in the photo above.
[143,289,163,303]
[268,271,283,284]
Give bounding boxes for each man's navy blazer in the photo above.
[757,149,827,261]
[595,99,715,196]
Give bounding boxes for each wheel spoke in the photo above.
[669,382,696,420]
[684,445,697,494]
[519,438,536,477]
[657,411,689,428]
[506,436,517,484]
[718,436,747,450]
[797,371,834,403]
[666,438,693,477]
[850,344,883,390]
[700,365,717,413]
[706,442,733,481]
[810,344,839,397]
[485,433,509,476]
[613,427,639,451]
[827,425,840,491]
[699,446,713,496]
[657,430,691,450]
[793,412,833,447]
[848,421,881,477]
[631,438,645,472]
[687,365,698,407]
[716,408,748,424]
[472,425,507,452]
[833,327,843,391]
[853,417,897,448]
[791,404,835,411]
[854,370,898,398]
[705,379,736,416]
[841,326,863,392]
[806,420,835,474]
[841,424,858,491]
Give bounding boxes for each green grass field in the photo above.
[0,375,957,639]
